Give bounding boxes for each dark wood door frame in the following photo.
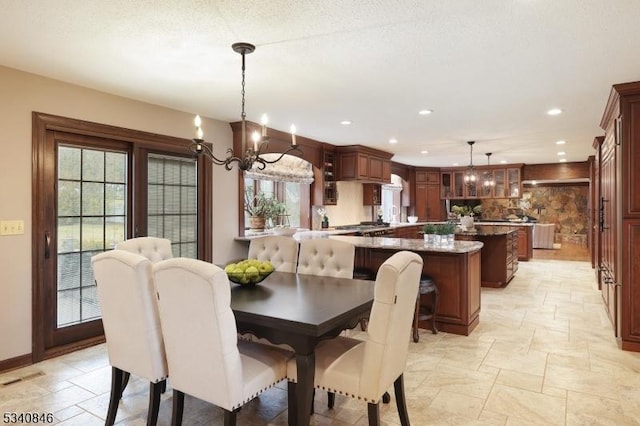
[32,112,212,362]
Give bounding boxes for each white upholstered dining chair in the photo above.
[296,238,355,278]
[248,235,299,273]
[152,258,292,426]
[91,250,168,426]
[287,250,423,426]
[115,236,173,263]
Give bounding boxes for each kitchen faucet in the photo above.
[389,205,399,224]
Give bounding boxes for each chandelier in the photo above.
[189,42,303,171]
[483,152,495,189]
[463,141,477,187]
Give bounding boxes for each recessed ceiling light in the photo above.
[559,158,567,162]
[340,120,352,125]
[547,108,563,116]
[500,160,507,164]
[418,109,433,115]
[420,150,428,154]
[557,151,566,156]
[389,138,398,144]
[556,140,566,145]
[452,162,459,166]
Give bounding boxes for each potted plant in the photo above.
[422,223,437,244]
[244,186,286,231]
[437,223,456,246]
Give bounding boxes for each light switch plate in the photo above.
[0,220,25,235]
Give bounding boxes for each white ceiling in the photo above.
[2,0,639,167]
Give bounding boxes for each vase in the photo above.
[249,216,266,231]
[460,215,474,230]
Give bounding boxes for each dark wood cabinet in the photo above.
[597,80,640,351]
[388,225,421,239]
[415,170,443,221]
[336,145,393,183]
[516,226,533,261]
[440,166,522,199]
[362,183,381,205]
[355,246,481,335]
[456,229,518,288]
[312,148,338,206]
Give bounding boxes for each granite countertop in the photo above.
[328,235,484,254]
[475,220,535,227]
[456,225,519,236]
[235,222,427,242]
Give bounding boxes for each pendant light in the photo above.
[463,141,477,188]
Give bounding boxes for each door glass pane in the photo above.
[494,169,506,198]
[57,146,127,327]
[147,154,198,258]
[453,172,465,198]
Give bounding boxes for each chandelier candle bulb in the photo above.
[252,131,260,151]
[261,114,268,136]
[291,124,297,145]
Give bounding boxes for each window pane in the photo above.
[58,253,80,290]
[105,152,126,183]
[105,217,126,249]
[82,182,104,216]
[58,146,81,180]
[58,217,80,253]
[164,186,180,213]
[105,183,126,216]
[82,217,104,250]
[148,184,164,214]
[58,181,80,217]
[82,149,104,181]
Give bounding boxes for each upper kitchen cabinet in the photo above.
[441,165,522,199]
[440,170,474,199]
[312,147,338,206]
[507,166,522,198]
[336,145,393,183]
[362,183,382,205]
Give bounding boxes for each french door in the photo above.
[32,113,212,361]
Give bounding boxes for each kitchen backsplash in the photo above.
[316,181,371,228]
[480,184,589,237]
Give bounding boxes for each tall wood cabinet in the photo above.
[597,81,640,351]
[415,170,443,221]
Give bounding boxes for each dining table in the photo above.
[230,271,375,426]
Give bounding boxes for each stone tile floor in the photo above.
[2,259,640,425]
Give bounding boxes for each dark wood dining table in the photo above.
[230,271,375,426]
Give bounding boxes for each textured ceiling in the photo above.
[2,0,640,167]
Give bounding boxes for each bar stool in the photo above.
[412,275,438,342]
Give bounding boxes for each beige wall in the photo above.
[323,181,372,226]
[0,65,245,363]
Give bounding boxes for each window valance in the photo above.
[244,153,314,184]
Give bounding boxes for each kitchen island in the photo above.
[236,233,483,335]
[455,226,519,288]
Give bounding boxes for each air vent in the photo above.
[1,371,44,386]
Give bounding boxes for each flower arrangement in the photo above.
[451,204,482,217]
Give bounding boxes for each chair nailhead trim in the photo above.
[231,375,287,410]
